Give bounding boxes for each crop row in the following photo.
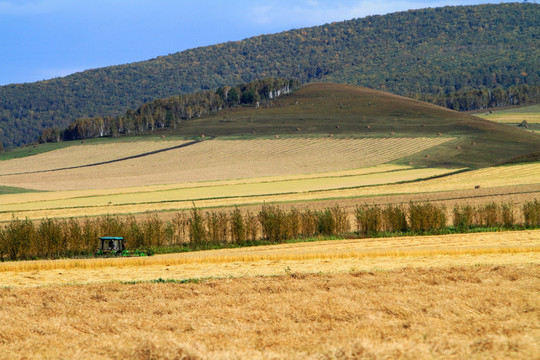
[1,200,539,261]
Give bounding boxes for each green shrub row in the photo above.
[0,200,539,261]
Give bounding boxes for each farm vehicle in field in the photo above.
[95,237,154,257]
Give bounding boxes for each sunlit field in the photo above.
[474,104,540,124]
[0,264,537,359]
[1,162,539,222]
[0,139,191,175]
[0,137,452,191]
[1,229,538,286]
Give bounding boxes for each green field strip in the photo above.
[0,186,41,195]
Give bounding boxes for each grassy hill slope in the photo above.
[0,3,538,148]
[166,83,540,168]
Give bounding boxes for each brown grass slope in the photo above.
[168,83,540,168]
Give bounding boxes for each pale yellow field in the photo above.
[474,104,540,124]
[0,139,190,175]
[1,229,538,287]
[479,113,540,123]
[0,137,452,191]
[2,162,539,221]
[0,165,456,220]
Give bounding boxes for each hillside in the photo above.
[0,2,538,148]
[165,83,540,168]
[14,83,540,170]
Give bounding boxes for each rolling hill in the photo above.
[0,2,538,148]
[158,83,540,168]
[7,83,540,170]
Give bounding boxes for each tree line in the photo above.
[1,199,539,261]
[419,84,540,111]
[39,77,299,142]
[1,3,538,148]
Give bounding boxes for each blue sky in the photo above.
[0,0,522,85]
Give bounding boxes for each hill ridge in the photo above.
[0,3,538,148]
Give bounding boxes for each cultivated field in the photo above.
[474,104,540,124]
[0,139,190,176]
[0,137,452,191]
[1,161,538,222]
[1,83,540,359]
[0,264,537,359]
[1,229,538,286]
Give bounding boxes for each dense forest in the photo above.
[39,78,299,142]
[419,84,540,111]
[0,3,538,148]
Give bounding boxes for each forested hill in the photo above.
[1,3,539,148]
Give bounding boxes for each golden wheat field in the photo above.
[0,230,538,359]
[1,229,538,286]
[0,137,452,191]
[0,264,538,360]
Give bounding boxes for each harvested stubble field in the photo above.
[0,137,452,191]
[1,229,538,286]
[0,264,538,359]
[1,162,539,222]
[0,165,456,221]
[0,139,190,176]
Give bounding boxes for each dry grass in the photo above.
[1,229,538,287]
[0,264,538,359]
[0,140,190,176]
[0,137,452,191]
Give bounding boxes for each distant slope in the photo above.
[0,3,538,148]
[166,83,540,168]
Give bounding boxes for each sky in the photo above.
[0,0,525,85]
